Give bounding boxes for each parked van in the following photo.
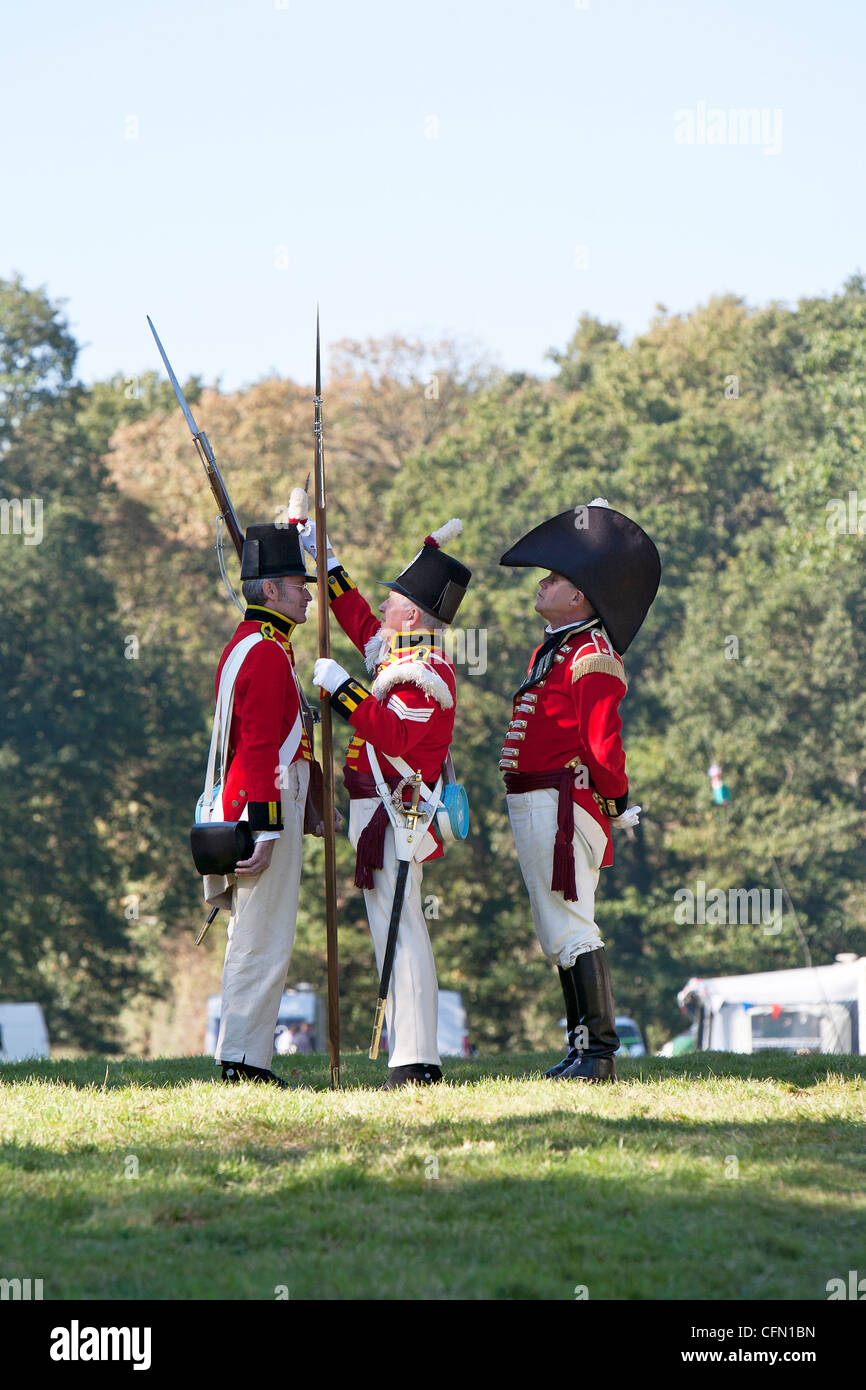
[204,987,471,1057]
[436,990,472,1057]
[204,985,327,1056]
[556,1013,646,1057]
[0,1003,50,1061]
[379,990,471,1058]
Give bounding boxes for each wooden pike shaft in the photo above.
[314,313,341,1089]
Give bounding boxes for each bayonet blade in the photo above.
[147,315,202,439]
[146,313,244,560]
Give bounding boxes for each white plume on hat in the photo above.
[288,486,308,520]
[587,497,610,509]
[427,518,462,548]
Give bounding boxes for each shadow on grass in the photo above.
[2,1053,863,1299]
[0,1123,862,1299]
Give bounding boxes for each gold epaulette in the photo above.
[570,652,628,690]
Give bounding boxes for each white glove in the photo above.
[610,805,641,829]
[301,518,340,570]
[313,658,350,694]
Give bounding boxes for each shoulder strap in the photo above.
[367,745,443,809]
[202,634,262,805]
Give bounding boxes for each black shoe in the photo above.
[557,1054,617,1083]
[220,1061,289,1089]
[380,1063,443,1091]
[544,1047,581,1078]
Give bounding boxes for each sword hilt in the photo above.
[395,770,424,830]
[405,770,424,827]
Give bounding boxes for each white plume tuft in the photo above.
[429,518,462,548]
[587,497,610,509]
[288,486,308,520]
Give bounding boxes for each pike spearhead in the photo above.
[315,307,322,399]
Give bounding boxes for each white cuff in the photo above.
[254,830,280,843]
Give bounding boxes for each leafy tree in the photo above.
[0,275,77,442]
[0,279,154,1044]
[78,370,203,457]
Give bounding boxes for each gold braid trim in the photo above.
[570,652,628,690]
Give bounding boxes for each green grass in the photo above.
[1,1052,864,1300]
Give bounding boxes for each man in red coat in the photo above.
[304,519,471,1088]
[214,521,314,1086]
[500,501,660,1082]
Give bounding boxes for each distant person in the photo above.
[499,501,660,1082]
[273,1023,296,1055]
[292,1022,314,1055]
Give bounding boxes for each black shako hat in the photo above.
[499,500,661,653]
[240,522,311,581]
[379,519,471,625]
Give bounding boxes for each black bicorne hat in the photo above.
[379,519,471,625]
[499,501,661,653]
[240,522,311,581]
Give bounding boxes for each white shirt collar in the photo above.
[544,618,599,637]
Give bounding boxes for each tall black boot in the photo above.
[557,948,619,1083]
[544,965,586,1077]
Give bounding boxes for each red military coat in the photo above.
[327,565,456,860]
[216,606,312,833]
[499,622,628,867]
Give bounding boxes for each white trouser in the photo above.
[507,787,608,968]
[349,797,440,1068]
[216,760,309,1070]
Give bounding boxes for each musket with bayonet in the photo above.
[147,317,244,563]
[147,316,331,996]
[147,315,243,946]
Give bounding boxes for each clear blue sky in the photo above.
[3,0,863,390]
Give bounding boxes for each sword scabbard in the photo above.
[369,998,387,1060]
[195,906,220,947]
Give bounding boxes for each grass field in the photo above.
[1,1052,864,1301]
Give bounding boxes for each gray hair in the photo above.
[417,607,447,632]
[242,577,272,607]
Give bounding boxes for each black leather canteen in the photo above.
[190,821,255,876]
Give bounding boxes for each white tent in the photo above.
[678,956,866,1054]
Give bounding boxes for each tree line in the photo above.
[1,273,864,1053]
